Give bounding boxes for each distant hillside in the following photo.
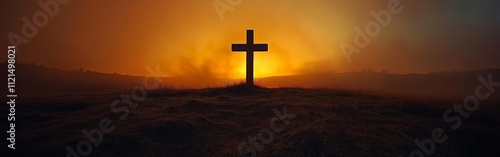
[3,62,500,98]
[2,63,232,95]
[3,63,144,95]
[259,69,500,99]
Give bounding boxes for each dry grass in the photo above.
[7,85,500,157]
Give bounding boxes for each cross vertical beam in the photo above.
[231,30,268,86]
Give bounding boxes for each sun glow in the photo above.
[229,50,301,79]
[146,2,349,80]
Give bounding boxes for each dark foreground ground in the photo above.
[3,86,500,157]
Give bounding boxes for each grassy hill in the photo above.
[7,85,500,156]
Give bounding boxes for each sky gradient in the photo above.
[1,0,499,79]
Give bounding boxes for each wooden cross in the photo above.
[232,30,268,86]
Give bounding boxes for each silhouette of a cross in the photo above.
[232,30,268,86]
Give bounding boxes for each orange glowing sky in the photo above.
[1,0,499,79]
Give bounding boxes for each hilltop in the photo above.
[3,62,500,99]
